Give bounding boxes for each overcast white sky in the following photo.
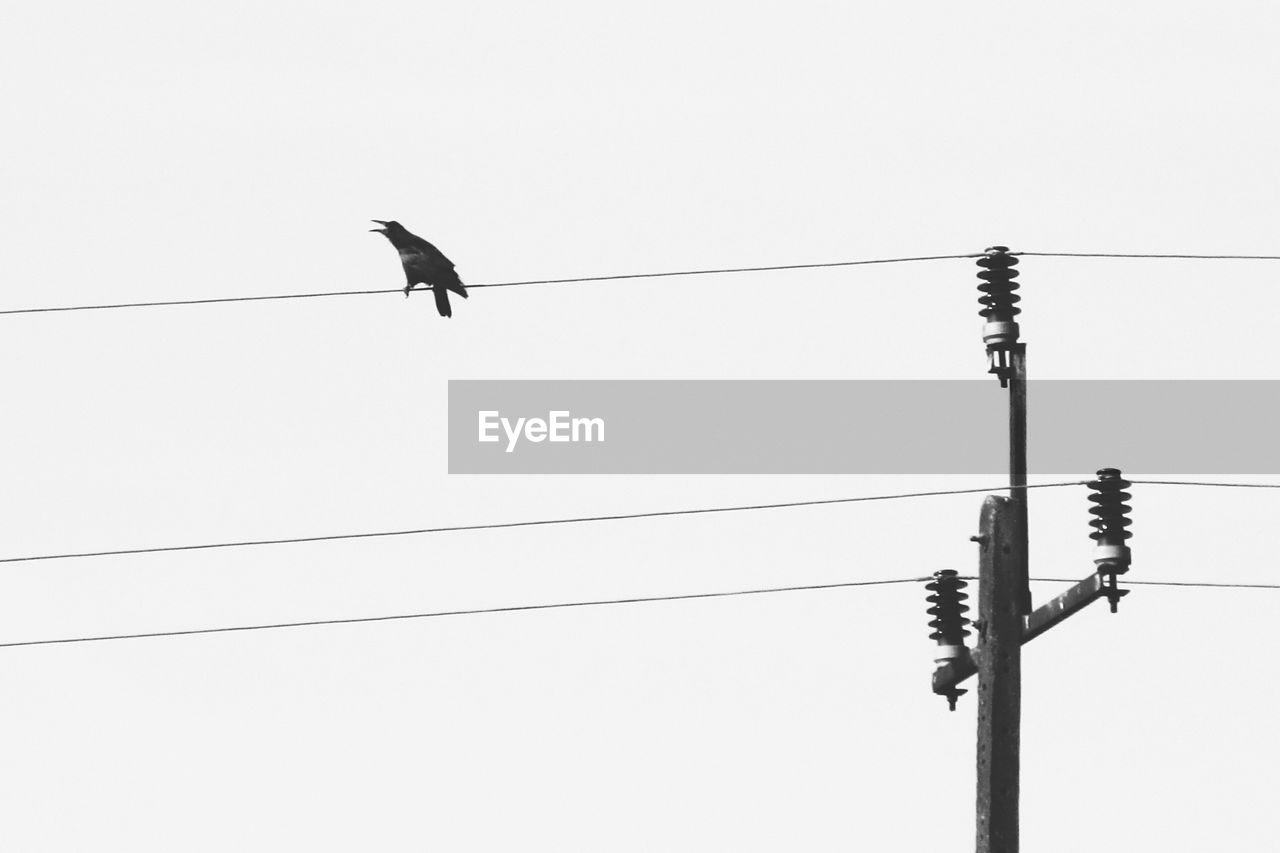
[3,2,1279,850]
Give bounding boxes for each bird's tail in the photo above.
[433,285,453,318]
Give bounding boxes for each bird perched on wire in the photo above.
[370,220,468,317]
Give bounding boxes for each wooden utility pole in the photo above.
[974,495,1022,853]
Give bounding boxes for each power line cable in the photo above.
[3,573,1274,650]
[1025,577,1280,589]
[7,249,1280,317]
[1015,252,1280,260]
[0,577,925,649]
[3,479,1276,568]
[0,253,982,317]
[472,254,981,286]
[1127,479,1280,489]
[0,481,1086,566]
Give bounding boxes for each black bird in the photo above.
[370,220,468,317]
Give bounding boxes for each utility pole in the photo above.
[973,495,1021,853]
[926,248,1136,853]
[976,246,1028,853]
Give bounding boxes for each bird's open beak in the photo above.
[370,219,388,233]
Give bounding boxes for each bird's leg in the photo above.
[404,283,413,298]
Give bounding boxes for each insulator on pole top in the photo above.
[1087,468,1134,612]
[976,246,1021,386]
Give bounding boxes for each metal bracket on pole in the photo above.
[932,570,1126,697]
[1021,572,1125,644]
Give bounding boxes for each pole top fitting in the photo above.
[976,248,1022,385]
